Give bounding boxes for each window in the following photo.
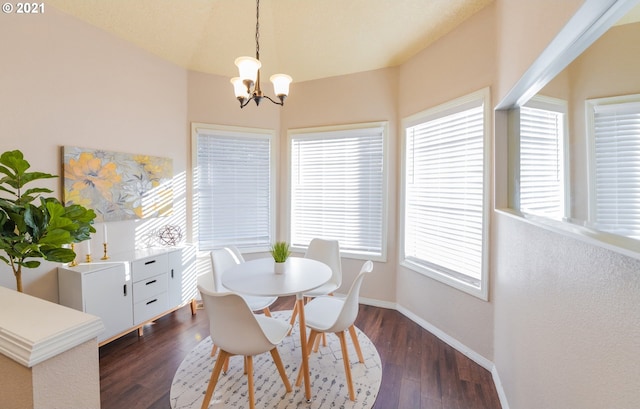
[519,96,568,220]
[401,89,489,299]
[289,123,387,259]
[587,94,640,239]
[192,123,274,251]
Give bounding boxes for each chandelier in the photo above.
[230,0,292,108]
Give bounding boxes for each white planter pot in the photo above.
[274,260,288,274]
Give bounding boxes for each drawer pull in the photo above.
[146,299,158,305]
[144,260,157,265]
[145,279,157,286]
[171,268,174,278]
[123,284,127,296]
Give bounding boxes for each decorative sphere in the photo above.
[158,225,182,246]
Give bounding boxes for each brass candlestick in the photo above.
[101,242,110,260]
[86,253,92,263]
[69,243,78,267]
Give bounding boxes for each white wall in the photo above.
[0,6,188,300]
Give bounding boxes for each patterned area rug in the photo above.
[170,310,382,409]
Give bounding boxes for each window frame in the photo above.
[586,93,640,238]
[399,88,491,300]
[191,122,276,253]
[519,95,570,220]
[286,122,389,262]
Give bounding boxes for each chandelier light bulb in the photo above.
[230,77,250,100]
[234,56,261,85]
[270,74,293,98]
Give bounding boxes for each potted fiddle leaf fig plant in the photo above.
[0,150,96,292]
[270,241,291,274]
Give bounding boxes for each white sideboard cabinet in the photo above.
[58,246,197,345]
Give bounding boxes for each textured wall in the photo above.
[494,212,640,408]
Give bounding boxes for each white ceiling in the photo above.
[46,0,494,83]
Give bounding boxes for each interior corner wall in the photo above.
[395,2,498,363]
[0,6,188,301]
[279,68,399,303]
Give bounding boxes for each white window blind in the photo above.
[519,97,566,220]
[588,97,640,238]
[290,124,385,257]
[402,91,488,294]
[195,127,273,250]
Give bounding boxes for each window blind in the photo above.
[591,99,640,238]
[520,104,565,219]
[290,125,385,256]
[195,129,272,250]
[404,101,485,283]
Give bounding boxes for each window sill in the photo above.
[400,258,488,301]
[495,208,640,262]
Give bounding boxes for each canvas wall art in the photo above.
[63,146,173,222]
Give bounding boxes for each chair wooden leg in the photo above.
[312,332,321,352]
[223,356,230,374]
[287,303,298,336]
[337,331,355,401]
[263,307,272,317]
[296,329,319,387]
[201,350,229,409]
[246,356,255,409]
[210,344,218,357]
[348,325,365,363]
[270,348,292,392]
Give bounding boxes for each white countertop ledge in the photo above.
[0,286,104,367]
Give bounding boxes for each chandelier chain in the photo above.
[255,0,260,60]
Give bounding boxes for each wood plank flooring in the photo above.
[99,296,501,409]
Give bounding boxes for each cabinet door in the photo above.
[167,247,196,308]
[83,264,133,343]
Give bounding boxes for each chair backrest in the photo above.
[329,260,373,332]
[198,285,275,356]
[304,238,342,288]
[210,246,245,292]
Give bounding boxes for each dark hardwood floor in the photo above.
[99,296,501,409]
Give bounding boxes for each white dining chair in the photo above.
[288,238,341,334]
[210,246,277,317]
[197,286,292,409]
[295,259,373,401]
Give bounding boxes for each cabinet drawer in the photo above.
[131,254,168,282]
[133,273,167,303]
[133,292,168,324]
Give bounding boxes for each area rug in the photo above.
[170,310,382,409]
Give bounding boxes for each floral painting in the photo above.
[63,146,173,222]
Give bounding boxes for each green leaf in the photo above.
[0,164,15,178]
[42,247,75,263]
[0,150,28,173]
[39,228,72,246]
[21,260,41,269]
[22,187,54,197]
[20,172,57,187]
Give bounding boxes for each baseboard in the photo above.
[491,364,510,409]
[395,304,494,371]
[393,303,510,408]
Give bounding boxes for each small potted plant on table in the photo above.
[270,241,291,274]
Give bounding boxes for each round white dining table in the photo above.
[222,257,331,402]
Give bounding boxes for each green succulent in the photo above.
[269,241,291,263]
